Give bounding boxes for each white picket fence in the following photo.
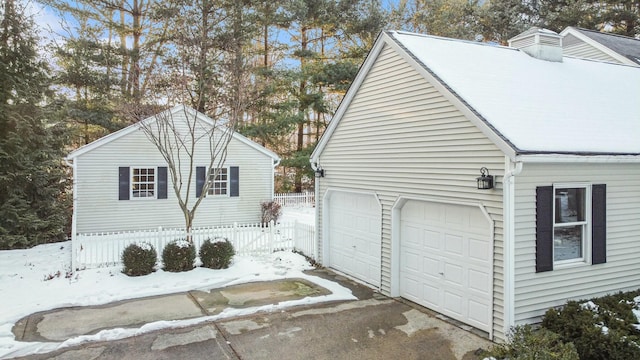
[73,221,315,270]
[274,192,315,207]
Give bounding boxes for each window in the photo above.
[553,186,588,263]
[536,184,606,272]
[208,168,228,196]
[132,167,155,198]
[118,167,167,201]
[196,166,239,198]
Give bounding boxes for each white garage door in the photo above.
[400,200,492,332]
[328,192,381,287]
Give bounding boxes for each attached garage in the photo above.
[395,199,493,333]
[324,190,382,288]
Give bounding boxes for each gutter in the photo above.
[516,154,640,163]
[502,159,523,336]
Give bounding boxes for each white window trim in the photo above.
[207,167,229,197]
[131,166,157,200]
[552,183,592,268]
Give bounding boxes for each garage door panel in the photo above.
[468,300,491,327]
[400,200,492,333]
[422,256,440,279]
[424,230,441,250]
[443,291,464,316]
[444,234,464,256]
[443,262,464,286]
[468,269,491,295]
[444,206,465,227]
[469,237,491,262]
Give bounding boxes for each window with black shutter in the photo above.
[536,184,606,272]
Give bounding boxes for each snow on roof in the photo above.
[390,31,640,155]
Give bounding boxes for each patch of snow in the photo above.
[581,301,599,311]
[173,239,192,248]
[212,237,228,244]
[137,242,154,251]
[280,207,315,226]
[597,323,610,335]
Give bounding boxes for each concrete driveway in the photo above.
[10,270,492,360]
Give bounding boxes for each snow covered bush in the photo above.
[260,200,282,224]
[542,293,640,360]
[483,325,578,360]
[122,242,157,276]
[162,240,196,272]
[199,238,235,269]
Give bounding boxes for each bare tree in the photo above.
[135,105,236,241]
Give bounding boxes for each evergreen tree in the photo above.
[478,0,535,44]
[0,0,70,249]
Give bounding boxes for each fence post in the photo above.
[233,222,238,250]
[269,220,275,254]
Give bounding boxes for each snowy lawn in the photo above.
[0,207,342,358]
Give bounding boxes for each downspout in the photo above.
[272,158,280,200]
[310,161,321,261]
[502,158,523,337]
[64,157,78,272]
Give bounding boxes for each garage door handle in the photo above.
[439,272,444,276]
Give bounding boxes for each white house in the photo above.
[66,105,280,236]
[310,28,640,341]
[560,26,640,66]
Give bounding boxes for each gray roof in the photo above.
[575,27,640,65]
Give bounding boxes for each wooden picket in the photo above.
[273,192,315,207]
[73,221,315,270]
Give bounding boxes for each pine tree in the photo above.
[0,0,70,249]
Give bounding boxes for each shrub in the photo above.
[261,200,282,224]
[199,238,235,269]
[162,239,196,272]
[122,242,157,276]
[483,325,579,360]
[542,297,640,360]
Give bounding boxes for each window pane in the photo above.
[208,168,228,196]
[554,225,583,261]
[555,188,585,223]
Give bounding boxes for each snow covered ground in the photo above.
[0,207,342,358]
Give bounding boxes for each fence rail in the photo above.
[274,192,315,207]
[73,221,315,270]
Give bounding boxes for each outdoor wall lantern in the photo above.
[476,167,494,190]
[315,165,325,178]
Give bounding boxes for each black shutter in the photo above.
[230,166,239,197]
[119,167,130,200]
[592,184,607,265]
[157,167,168,199]
[536,186,554,272]
[196,166,205,197]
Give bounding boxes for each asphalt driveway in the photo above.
[9,269,492,360]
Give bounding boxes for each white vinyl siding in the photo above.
[513,162,640,325]
[563,42,622,63]
[73,112,274,233]
[316,44,506,339]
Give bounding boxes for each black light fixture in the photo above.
[476,167,494,190]
[315,165,325,178]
